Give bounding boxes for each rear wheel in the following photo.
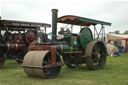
[85,41,107,70]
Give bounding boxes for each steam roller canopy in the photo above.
[0,51,5,69]
[22,50,61,78]
[80,27,93,49]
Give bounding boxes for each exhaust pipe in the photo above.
[52,9,58,41]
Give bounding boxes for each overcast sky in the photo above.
[1,0,128,33]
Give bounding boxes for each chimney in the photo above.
[51,9,58,41]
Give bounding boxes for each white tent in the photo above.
[107,34,128,53]
[107,34,128,41]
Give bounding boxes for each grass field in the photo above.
[0,54,128,85]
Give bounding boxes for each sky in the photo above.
[0,0,128,33]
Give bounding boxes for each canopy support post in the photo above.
[94,26,99,39]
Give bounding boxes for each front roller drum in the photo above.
[22,50,62,78]
[0,51,5,69]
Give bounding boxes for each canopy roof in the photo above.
[0,20,51,29]
[58,15,111,26]
[107,34,128,41]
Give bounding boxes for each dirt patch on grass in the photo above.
[67,79,93,84]
[102,83,108,85]
[77,80,93,84]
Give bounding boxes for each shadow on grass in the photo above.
[21,74,60,81]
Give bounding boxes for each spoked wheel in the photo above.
[63,55,79,68]
[22,50,62,78]
[0,51,5,69]
[42,52,61,78]
[86,41,107,70]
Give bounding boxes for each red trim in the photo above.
[108,40,110,43]
[0,60,5,64]
[64,51,82,54]
[29,45,57,64]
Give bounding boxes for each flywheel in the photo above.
[79,27,93,49]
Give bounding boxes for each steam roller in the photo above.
[22,9,111,78]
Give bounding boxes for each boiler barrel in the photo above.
[0,43,25,52]
[7,43,25,51]
[56,44,79,53]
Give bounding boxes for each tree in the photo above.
[124,30,128,34]
[115,30,120,34]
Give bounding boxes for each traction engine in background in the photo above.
[0,19,50,68]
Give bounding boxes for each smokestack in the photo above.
[52,9,58,41]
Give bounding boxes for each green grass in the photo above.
[0,54,128,85]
